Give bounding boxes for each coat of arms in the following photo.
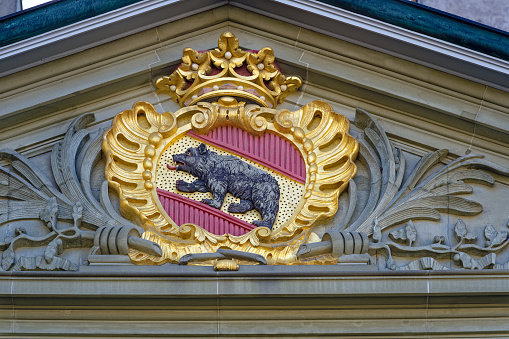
[0,33,507,273]
[103,32,359,267]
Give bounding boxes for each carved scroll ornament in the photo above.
[102,99,359,265]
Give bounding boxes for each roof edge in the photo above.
[2,0,509,61]
[0,0,147,48]
[316,0,509,61]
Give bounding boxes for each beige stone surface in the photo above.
[1,270,509,337]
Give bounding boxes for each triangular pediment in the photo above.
[2,2,509,336]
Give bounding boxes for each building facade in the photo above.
[1,0,509,337]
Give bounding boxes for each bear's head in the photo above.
[172,143,209,177]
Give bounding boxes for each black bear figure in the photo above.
[172,143,280,229]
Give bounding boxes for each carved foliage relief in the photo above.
[0,115,162,272]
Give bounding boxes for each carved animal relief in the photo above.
[171,143,281,229]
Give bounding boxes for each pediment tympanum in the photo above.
[1,32,509,271]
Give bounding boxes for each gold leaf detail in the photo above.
[104,100,358,265]
[155,31,301,109]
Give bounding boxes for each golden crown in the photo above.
[155,32,302,108]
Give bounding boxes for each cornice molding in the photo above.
[0,0,226,78]
[3,270,509,337]
[233,0,509,92]
[2,0,509,92]
[2,267,509,296]
[312,0,509,60]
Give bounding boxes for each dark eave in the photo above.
[3,0,509,58]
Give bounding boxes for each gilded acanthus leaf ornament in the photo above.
[210,31,246,68]
[102,99,359,265]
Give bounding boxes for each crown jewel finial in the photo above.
[155,32,302,108]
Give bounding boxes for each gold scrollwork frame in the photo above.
[102,99,358,264]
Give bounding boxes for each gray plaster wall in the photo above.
[419,0,509,32]
[0,0,21,17]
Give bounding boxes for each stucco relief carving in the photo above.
[1,31,509,271]
[298,108,509,270]
[0,114,162,271]
[1,107,509,271]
